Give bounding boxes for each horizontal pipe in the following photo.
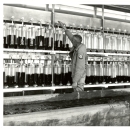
[96,15,130,24]
[51,9,94,18]
[3,4,46,11]
[84,4,130,13]
[3,20,48,27]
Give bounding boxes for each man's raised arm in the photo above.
[58,21,74,45]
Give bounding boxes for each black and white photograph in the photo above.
[2,0,130,127]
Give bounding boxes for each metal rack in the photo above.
[3,83,130,94]
[3,49,130,58]
[3,4,130,94]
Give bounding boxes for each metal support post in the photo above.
[46,4,49,11]
[51,4,55,90]
[94,7,97,18]
[102,5,105,52]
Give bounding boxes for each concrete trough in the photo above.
[4,102,130,126]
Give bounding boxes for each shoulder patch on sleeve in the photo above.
[78,54,83,59]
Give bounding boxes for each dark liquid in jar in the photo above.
[48,74,52,86]
[66,44,70,51]
[7,75,15,88]
[45,37,53,50]
[42,74,45,85]
[25,73,28,86]
[18,37,26,49]
[3,72,5,86]
[4,37,8,48]
[26,74,34,86]
[107,76,111,83]
[45,74,52,86]
[35,73,43,86]
[129,76,130,82]
[117,76,121,83]
[55,41,62,50]
[111,77,117,83]
[28,38,35,49]
[123,76,128,82]
[98,76,104,84]
[105,76,111,83]
[120,76,124,83]
[85,76,91,84]
[35,36,38,49]
[95,76,99,84]
[54,41,57,50]
[54,74,61,85]
[8,35,16,49]
[37,36,45,50]
[103,76,107,83]
[44,74,50,86]
[34,73,37,85]
[58,41,63,50]
[68,72,72,85]
[61,73,68,85]
[17,72,25,87]
[126,76,129,82]
[91,76,97,84]
[63,43,69,51]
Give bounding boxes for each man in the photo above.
[58,21,87,92]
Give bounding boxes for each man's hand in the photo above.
[58,21,66,30]
[72,82,77,89]
[58,21,74,46]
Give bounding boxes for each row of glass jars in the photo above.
[76,31,130,53]
[85,58,130,84]
[3,57,72,88]
[3,22,70,51]
[3,22,130,53]
[3,56,130,88]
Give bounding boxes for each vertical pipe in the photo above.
[94,7,97,18]
[102,5,105,52]
[52,4,55,51]
[51,4,55,88]
[46,4,49,11]
[23,91,24,96]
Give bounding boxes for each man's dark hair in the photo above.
[73,34,82,43]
